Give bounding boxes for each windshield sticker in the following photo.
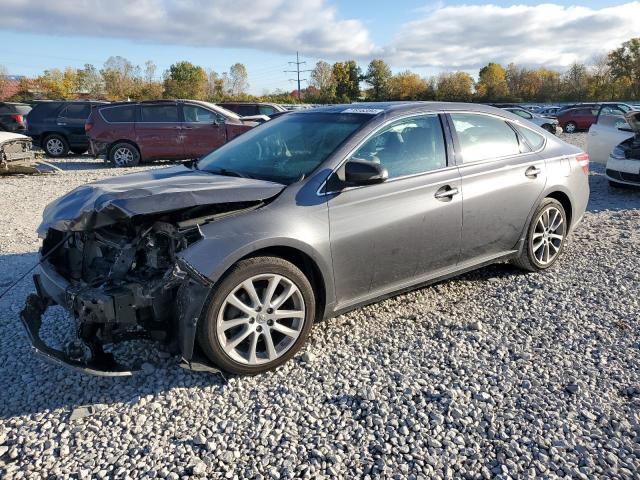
[342,108,384,114]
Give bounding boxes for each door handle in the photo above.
[434,185,459,200]
[57,122,67,126]
[525,166,542,178]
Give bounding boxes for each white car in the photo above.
[603,111,640,188]
[587,113,635,165]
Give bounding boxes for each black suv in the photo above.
[26,100,107,157]
[218,102,286,117]
[0,102,31,133]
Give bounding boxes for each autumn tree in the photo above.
[205,70,225,101]
[475,63,509,101]
[101,56,139,100]
[365,59,392,101]
[163,61,207,99]
[435,72,474,101]
[608,37,640,98]
[76,64,103,98]
[309,60,336,103]
[387,71,429,100]
[333,61,361,103]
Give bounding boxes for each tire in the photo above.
[108,142,140,167]
[70,147,87,155]
[197,256,316,375]
[513,198,567,272]
[43,134,69,157]
[563,121,577,134]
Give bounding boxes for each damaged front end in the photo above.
[20,164,285,375]
[21,218,213,375]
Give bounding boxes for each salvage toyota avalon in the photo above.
[21,102,590,375]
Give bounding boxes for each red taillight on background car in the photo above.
[85,121,93,132]
[11,114,23,124]
[575,152,589,174]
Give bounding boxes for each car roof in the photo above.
[296,101,508,117]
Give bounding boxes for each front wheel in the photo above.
[563,121,577,134]
[513,198,567,272]
[197,257,316,374]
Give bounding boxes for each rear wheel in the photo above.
[108,142,140,167]
[513,198,567,272]
[198,257,315,374]
[564,121,577,133]
[43,134,69,157]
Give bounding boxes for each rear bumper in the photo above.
[89,139,109,158]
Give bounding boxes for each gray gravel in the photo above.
[1,137,640,479]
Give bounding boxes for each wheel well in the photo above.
[41,131,68,143]
[546,191,572,227]
[240,246,326,322]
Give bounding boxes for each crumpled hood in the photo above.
[625,111,640,133]
[38,165,285,235]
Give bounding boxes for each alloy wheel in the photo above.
[532,206,565,266]
[113,147,134,167]
[46,138,64,156]
[216,274,306,365]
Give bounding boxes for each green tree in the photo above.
[561,63,589,101]
[309,60,336,103]
[435,72,474,101]
[365,59,392,101]
[333,61,361,102]
[475,62,509,101]
[226,63,249,98]
[607,37,640,99]
[163,61,207,99]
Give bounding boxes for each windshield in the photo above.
[197,112,371,184]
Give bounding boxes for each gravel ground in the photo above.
[1,134,639,479]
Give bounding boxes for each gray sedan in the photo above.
[22,102,589,375]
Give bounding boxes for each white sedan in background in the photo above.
[588,111,640,188]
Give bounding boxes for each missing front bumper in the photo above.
[20,292,136,376]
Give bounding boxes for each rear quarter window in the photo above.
[100,105,136,123]
[513,124,545,150]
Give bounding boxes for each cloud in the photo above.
[1,0,376,58]
[388,2,640,69]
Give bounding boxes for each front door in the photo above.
[135,103,182,160]
[448,112,547,262]
[181,104,227,158]
[327,114,462,306]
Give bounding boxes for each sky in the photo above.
[1,0,639,94]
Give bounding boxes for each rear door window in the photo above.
[100,105,135,123]
[139,104,179,122]
[450,113,522,163]
[237,105,257,116]
[60,103,91,120]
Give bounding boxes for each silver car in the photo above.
[21,102,590,375]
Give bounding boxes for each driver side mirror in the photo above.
[344,160,388,186]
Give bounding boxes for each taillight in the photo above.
[11,114,23,124]
[85,121,93,132]
[575,152,589,174]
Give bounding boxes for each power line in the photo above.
[284,51,312,99]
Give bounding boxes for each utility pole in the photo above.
[284,51,312,100]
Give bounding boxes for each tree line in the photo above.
[1,37,638,104]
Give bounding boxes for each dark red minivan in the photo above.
[86,100,258,167]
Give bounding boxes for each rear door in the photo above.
[327,113,462,305]
[57,103,92,147]
[448,112,546,263]
[180,104,227,158]
[135,103,182,160]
